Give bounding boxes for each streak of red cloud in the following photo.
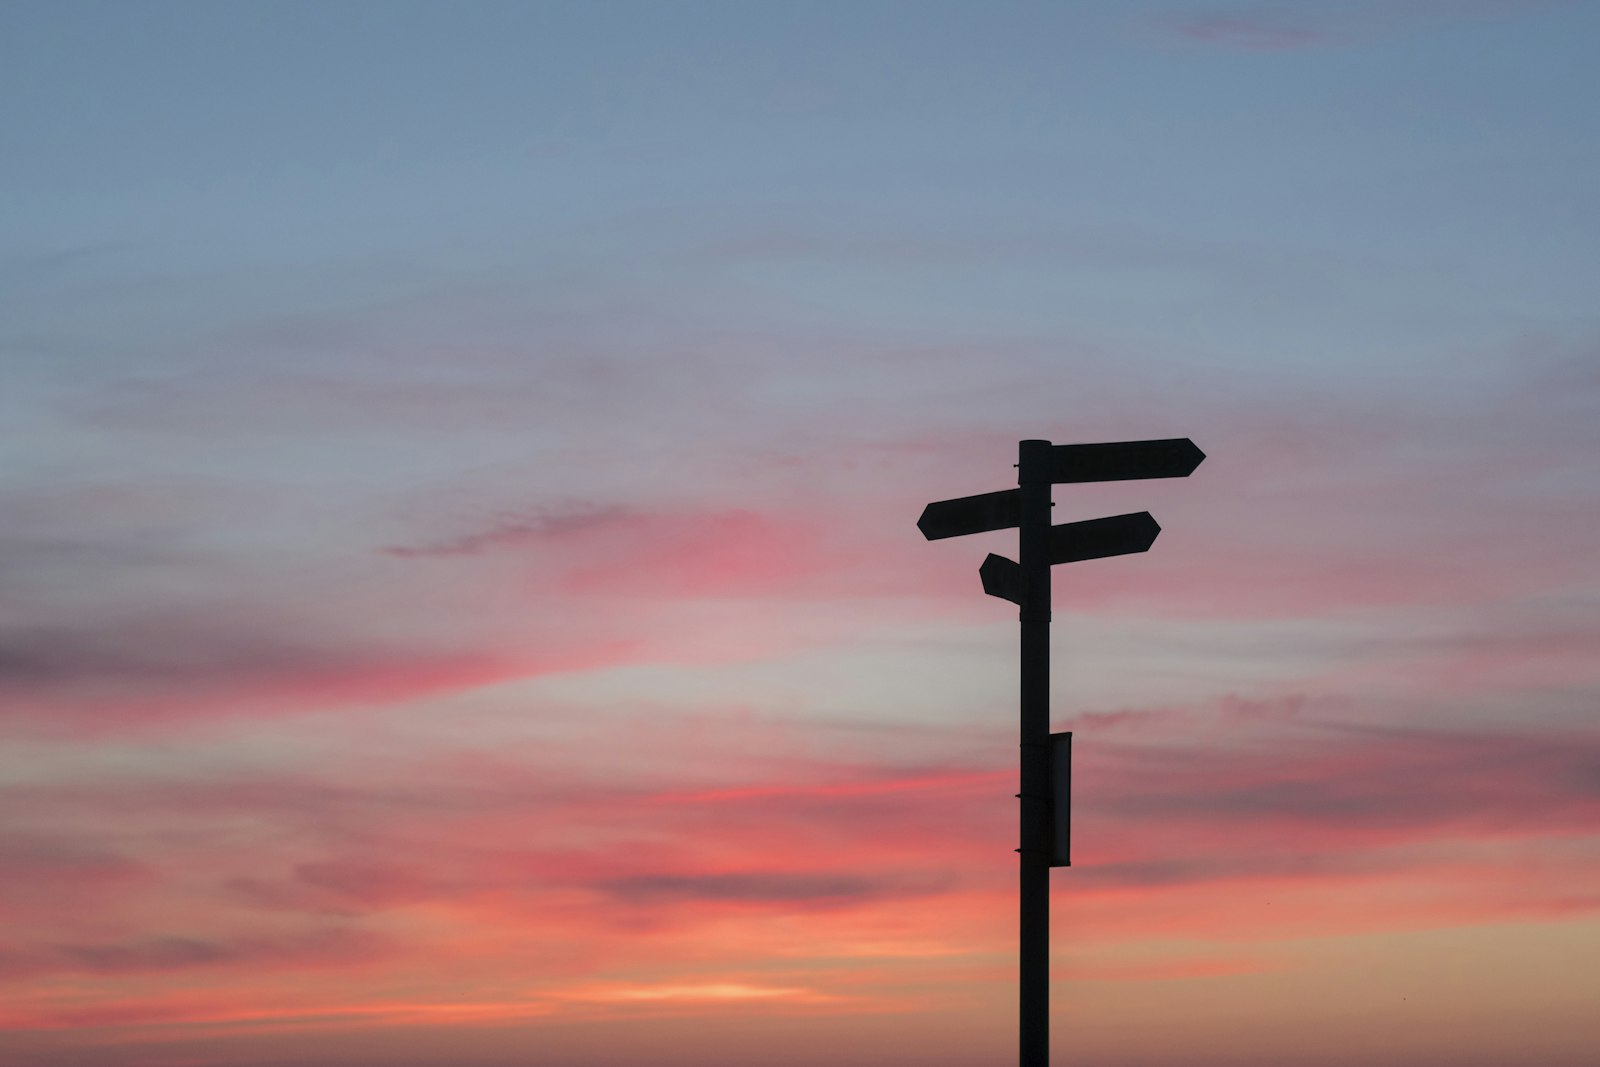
[557,509,838,599]
[661,769,1010,804]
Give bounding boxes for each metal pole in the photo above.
[1017,439,1053,1067]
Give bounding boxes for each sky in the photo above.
[2,1,1599,1064]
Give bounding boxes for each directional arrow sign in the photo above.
[1047,438,1204,484]
[1048,511,1160,564]
[979,553,1025,605]
[918,488,1020,541]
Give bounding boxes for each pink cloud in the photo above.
[0,632,632,735]
[558,509,836,599]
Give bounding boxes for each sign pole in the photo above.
[1017,438,1053,1067]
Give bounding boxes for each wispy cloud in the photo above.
[1171,15,1332,51]
[1162,1,1570,51]
[381,503,631,558]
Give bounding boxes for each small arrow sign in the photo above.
[979,553,1025,605]
[918,488,1020,541]
[1047,438,1204,484]
[1048,511,1160,565]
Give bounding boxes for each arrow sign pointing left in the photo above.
[918,488,1021,541]
[979,553,1026,605]
[1048,511,1160,564]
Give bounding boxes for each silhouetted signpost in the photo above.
[918,437,1204,1067]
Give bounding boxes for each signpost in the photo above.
[919,437,1204,1067]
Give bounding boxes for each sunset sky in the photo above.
[3,2,1599,1065]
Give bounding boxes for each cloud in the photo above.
[596,871,950,908]
[54,928,386,976]
[557,981,841,1005]
[389,504,846,600]
[1059,954,1272,982]
[0,990,556,1036]
[0,482,918,734]
[1162,1,1568,51]
[1171,15,1332,50]
[1084,721,1600,840]
[558,509,838,599]
[0,616,536,732]
[0,928,389,987]
[380,503,632,558]
[0,835,150,926]
[9,704,1598,949]
[1,696,1597,1055]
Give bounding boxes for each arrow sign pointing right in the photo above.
[918,488,1021,541]
[1048,511,1161,564]
[981,515,1161,605]
[1048,438,1204,484]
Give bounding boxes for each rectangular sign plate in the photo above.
[1051,731,1071,867]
